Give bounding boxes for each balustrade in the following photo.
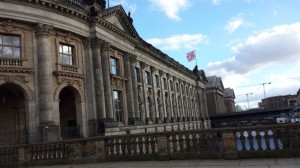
[0,58,23,67]
[60,64,78,72]
[0,124,300,166]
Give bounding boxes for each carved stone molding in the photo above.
[140,62,148,70]
[82,38,90,49]
[123,53,131,62]
[111,75,127,88]
[64,32,74,43]
[2,20,17,32]
[0,67,33,74]
[53,71,84,86]
[159,70,164,76]
[0,75,29,83]
[90,37,104,48]
[100,40,111,51]
[150,66,156,73]
[36,23,53,38]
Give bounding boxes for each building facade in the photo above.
[205,76,227,115]
[224,88,236,112]
[261,93,299,109]
[0,0,209,144]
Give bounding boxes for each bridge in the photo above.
[210,107,294,128]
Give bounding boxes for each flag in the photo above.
[186,50,196,62]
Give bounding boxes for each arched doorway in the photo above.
[0,84,26,145]
[59,87,78,139]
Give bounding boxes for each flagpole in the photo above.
[194,49,198,67]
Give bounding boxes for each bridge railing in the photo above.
[1,124,300,166]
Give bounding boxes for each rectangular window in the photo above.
[135,67,141,82]
[113,90,122,122]
[59,44,74,65]
[155,75,160,88]
[170,81,173,91]
[163,78,167,90]
[144,71,151,85]
[0,34,21,59]
[110,57,119,75]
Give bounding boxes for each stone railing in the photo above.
[60,64,78,72]
[1,124,300,167]
[0,58,23,67]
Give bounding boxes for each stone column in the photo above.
[100,41,115,125]
[124,53,135,125]
[159,70,165,123]
[36,23,59,141]
[172,76,179,122]
[91,38,106,120]
[130,55,141,124]
[166,73,172,123]
[150,66,157,123]
[140,62,147,123]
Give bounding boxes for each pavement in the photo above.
[28,158,300,168]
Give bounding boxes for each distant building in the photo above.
[224,88,236,112]
[235,105,243,112]
[261,89,300,109]
[205,76,227,115]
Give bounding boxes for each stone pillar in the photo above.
[91,38,106,120]
[166,73,172,123]
[140,62,147,123]
[124,53,135,125]
[130,55,140,124]
[222,131,238,159]
[159,70,165,123]
[100,41,115,126]
[36,23,59,141]
[150,66,157,123]
[172,76,179,122]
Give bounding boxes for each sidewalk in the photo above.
[29,158,300,168]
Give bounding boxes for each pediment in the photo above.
[100,5,139,39]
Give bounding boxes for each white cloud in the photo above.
[212,0,220,5]
[146,34,208,51]
[208,23,300,75]
[110,0,137,13]
[205,23,300,107]
[148,0,191,21]
[224,13,244,33]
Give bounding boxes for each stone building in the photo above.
[0,0,209,144]
[205,76,227,115]
[261,93,299,109]
[224,88,236,112]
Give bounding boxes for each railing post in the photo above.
[96,139,106,161]
[157,135,169,161]
[222,131,238,160]
[18,146,26,167]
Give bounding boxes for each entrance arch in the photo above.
[0,83,26,145]
[59,86,80,139]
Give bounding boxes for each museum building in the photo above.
[0,0,210,144]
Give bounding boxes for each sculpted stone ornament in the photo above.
[90,37,104,48]
[3,20,17,32]
[36,23,53,37]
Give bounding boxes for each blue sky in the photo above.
[110,0,300,109]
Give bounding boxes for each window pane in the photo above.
[62,45,69,54]
[13,47,20,58]
[62,55,69,64]
[0,47,2,57]
[0,35,2,45]
[3,36,13,45]
[3,47,12,57]
[13,37,20,46]
[59,45,63,53]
